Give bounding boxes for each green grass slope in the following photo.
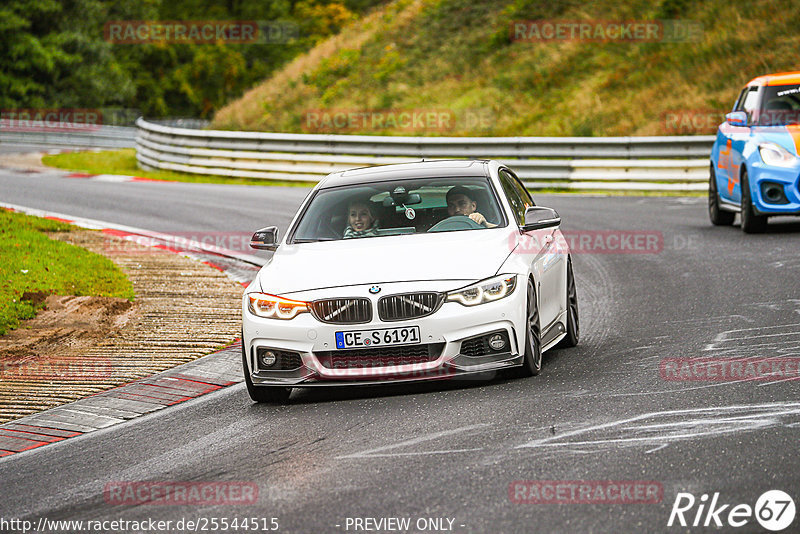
[0,210,134,336]
[212,0,800,137]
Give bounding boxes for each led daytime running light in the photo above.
[447,275,517,306]
[248,293,309,319]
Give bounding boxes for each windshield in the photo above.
[758,84,800,126]
[290,176,506,243]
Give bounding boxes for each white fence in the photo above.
[135,119,714,191]
[0,124,136,149]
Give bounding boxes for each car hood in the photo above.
[256,229,516,294]
[750,124,800,156]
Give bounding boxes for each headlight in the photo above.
[446,274,517,306]
[758,143,798,168]
[247,292,308,319]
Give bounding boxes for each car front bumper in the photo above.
[241,280,527,387]
[750,162,800,215]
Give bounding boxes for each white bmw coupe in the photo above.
[242,160,578,402]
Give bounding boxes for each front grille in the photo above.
[255,348,303,371]
[378,292,443,321]
[310,298,372,324]
[317,343,443,369]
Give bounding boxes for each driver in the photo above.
[445,186,497,228]
[343,198,380,238]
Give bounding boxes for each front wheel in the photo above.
[740,169,768,233]
[514,279,542,377]
[709,165,735,226]
[556,256,579,348]
[242,341,291,403]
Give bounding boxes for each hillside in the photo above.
[212,0,800,137]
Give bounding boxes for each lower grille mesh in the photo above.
[316,343,443,369]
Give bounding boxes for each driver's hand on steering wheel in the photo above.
[468,212,487,226]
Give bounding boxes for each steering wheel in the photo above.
[427,215,484,232]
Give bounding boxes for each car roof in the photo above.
[318,159,491,189]
[747,71,800,87]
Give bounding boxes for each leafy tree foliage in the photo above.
[0,0,387,119]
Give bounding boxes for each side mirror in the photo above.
[726,111,748,127]
[250,226,279,251]
[522,207,561,231]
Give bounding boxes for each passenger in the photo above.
[445,186,497,228]
[343,199,379,238]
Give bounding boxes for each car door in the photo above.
[717,85,759,203]
[499,169,564,331]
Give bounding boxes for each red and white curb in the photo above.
[64,171,160,183]
[0,203,266,459]
[0,202,264,286]
[0,342,244,458]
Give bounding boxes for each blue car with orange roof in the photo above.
[709,71,800,232]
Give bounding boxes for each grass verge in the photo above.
[41,149,317,188]
[0,209,135,336]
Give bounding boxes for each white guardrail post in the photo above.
[142,118,711,190]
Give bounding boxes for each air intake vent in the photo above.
[310,298,372,324]
[378,293,443,321]
[316,343,443,369]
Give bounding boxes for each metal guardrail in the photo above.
[136,118,715,191]
[0,124,136,149]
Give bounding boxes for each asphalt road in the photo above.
[2,164,800,533]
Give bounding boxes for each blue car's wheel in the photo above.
[740,169,768,233]
[709,165,735,226]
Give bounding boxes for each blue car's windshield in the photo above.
[758,84,800,126]
[290,176,506,243]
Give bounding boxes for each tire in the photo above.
[241,339,291,403]
[514,279,542,377]
[740,169,768,233]
[708,165,735,226]
[555,256,579,349]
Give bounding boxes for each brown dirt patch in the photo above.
[0,230,244,423]
[0,294,136,367]
[0,152,51,171]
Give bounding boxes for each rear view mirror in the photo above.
[726,111,748,127]
[522,207,561,231]
[250,226,279,251]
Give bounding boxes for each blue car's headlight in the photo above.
[446,274,517,306]
[758,142,798,168]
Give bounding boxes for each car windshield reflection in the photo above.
[290,176,505,243]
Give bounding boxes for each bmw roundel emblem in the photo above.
[369,285,381,294]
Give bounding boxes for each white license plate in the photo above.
[335,326,421,349]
